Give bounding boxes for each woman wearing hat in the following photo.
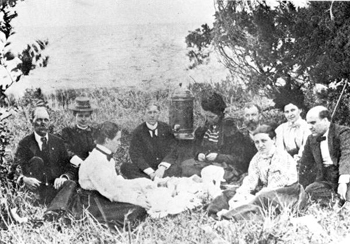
[181,91,250,182]
[60,97,96,170]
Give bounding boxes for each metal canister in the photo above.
[169,84,194,140]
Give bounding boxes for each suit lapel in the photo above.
[310,136,323,167]
[328,124,339,165]
[29,133,40,155]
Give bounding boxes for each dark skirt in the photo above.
[45,180,147,229]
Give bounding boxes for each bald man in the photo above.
[298,106,350,206]
[14,106,75,204]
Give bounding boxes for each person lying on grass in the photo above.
[207,124,299,219]
[78,121,208,219]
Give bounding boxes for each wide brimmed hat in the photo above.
[69,97,95,112]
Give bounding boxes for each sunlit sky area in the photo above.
[13,0,216,27]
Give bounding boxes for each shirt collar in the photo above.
[146,122,158,130]
[323,129,329,139]
[96,144,112,155]
[288,118,303,128]
[76,124,89,130]
[34,132,48,144]
[259,146,276,159]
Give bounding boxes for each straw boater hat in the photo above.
[69,97,95,112]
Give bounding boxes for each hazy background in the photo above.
[6,0,228,95]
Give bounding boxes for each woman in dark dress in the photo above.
[61,97,96,169]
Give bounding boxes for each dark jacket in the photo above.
[14,133,75,184]
[193,117,253,173]
[298,123,350,188]
[129,121,177,171]
[60,126,95,161]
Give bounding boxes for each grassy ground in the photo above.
[1,87,350,244]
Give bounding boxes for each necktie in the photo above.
[316,136,326,142]
[96,147,114,161]
[149,129,157,138]
[41,137,48,152]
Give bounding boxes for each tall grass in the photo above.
[1,86,350,243]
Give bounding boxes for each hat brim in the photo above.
[68,104,96,112]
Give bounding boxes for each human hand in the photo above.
[54,177,67,190]
[206,153,218,161]
[338,183,348,200]
[154,167,166,179]
[23,176,41,191]
[198,153,206,162]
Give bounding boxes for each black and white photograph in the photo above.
[1,0,350,243]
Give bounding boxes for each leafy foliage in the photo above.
[186,0,350,124]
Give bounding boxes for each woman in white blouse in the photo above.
[230,124,298,204]
[275,101,310,159]
[207,124,298,217]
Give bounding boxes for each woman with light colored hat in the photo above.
[60,97,96,170]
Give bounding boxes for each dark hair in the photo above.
[244,102,261,114]
[200,90,226,116]
[319,109,331,121]
[94,121,120,145]
[252,124,276,139]
[273,86,305,111]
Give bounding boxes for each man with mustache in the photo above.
[14,106,75,204]
[240,103,262,167]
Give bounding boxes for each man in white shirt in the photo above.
[298,105,350,206]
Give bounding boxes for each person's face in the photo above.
[75,111,92,128]
[253,133,275,155]
[32,108,50,136]
[284,103,301,124]
[202,110,220,125]
[306,112,329,137]
[106,131,121,153]
[244,106,260,131]
[145,105,160,125]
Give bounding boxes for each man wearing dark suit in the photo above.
[15,106,75,204]
[299,106,350,206]
[120,103,180,180]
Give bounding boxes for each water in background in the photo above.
[7,23,228,96]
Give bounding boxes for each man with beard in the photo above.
[14,106,75,204]
[240,103,262,166]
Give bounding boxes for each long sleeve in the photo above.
[337,126,350,175]
[129,129,152,171]
[236,154,260,195]
[79,150,154,208]
[275,124,285,152]
[14,138,33,176]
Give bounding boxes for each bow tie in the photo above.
[316,136,326,142]
[96,147,114,161]
[288,123,300,129]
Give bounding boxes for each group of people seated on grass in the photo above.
[12,89,350,228]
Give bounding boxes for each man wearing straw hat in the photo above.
[61,97,96,170]
[14,106,75,204]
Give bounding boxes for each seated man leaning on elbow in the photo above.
[120,102,181,180]
[14,106,76,205]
